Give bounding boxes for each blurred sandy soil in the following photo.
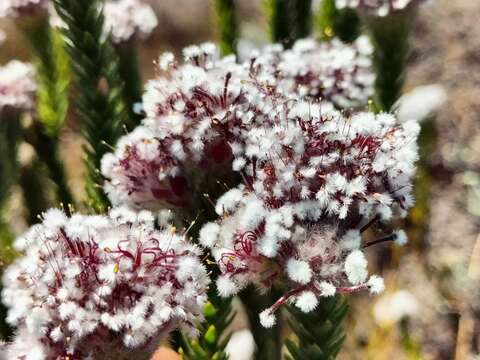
[2,0,480,358]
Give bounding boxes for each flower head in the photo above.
[248,36,375,109]
[0,0,48,18]
[335,0,427,16]
[103,0,158,44]
[2,207,209,359]
[200,100,420,323]
[0,60,36,113]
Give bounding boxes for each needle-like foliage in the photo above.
[285,297,349,360]
[52,0,128,213]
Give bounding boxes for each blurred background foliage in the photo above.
[1,0,480,359]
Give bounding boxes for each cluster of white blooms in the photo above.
[248,36,375,109]
[200,101,420,326]
[336,0,426,16]
[102,39,375,210]
[103,0,158,44]
[102,42,253,209]
[0,60,37,113]
[2,207,209,359]
[0,0,47,18]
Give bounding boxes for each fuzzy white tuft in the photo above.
[344,250,368,285]
[259,310,276,328]
[216,276,238,297]
[317,281,336,297]
[394,230,408,246]
[199,222,220,248]
[286,259,312,284]
[295,291,318,312]
[368,275,385,294]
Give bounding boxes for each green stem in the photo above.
[291,0,312,40]
[116,43,143,129]
[239,286,283,360]
[265,0,314,47]
[34,125,74,211]
[315,0,360,42]
[20,158,52,226]
[18,15,74,208]
[264,0,292,46]
[213,0,239,56]
[366,10,415,111]
[0,219,15,341]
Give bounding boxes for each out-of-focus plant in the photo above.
[14,11,73,213]
[315,0,360,42]
[263,0,312,47]
[212,0,239,56]
[337,0,428,111]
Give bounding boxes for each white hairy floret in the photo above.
[344,250,368,285]
[295,291,318,312]
[259,310,276,328]
[287,259,313,284]
[368,275,385,294]
[394,229,408,246]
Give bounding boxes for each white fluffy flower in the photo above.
[2,207,209,359]
[103,0,158,44]
[287,259,313,284]
[395,84,447,123]
[336,0,427,16]
[367,275,385,294]
[0,60,36,112]
[249,36,375,109]
[0,0,47,18]
[344,250,368,285]
[373,290,419,326]
[394,229,408,246]
[225,329,256,360]
[259,310,276,328]
[295,291,319,312]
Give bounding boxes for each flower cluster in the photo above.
[103,0,158,44]
[248,36,375,109]
[200,101,419,326]
[0,0,47,18]
[335,0,426,16]
[0,60,37,113]
[102,43,251,209]
[102,39,375,210]
[2,207,209,359]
